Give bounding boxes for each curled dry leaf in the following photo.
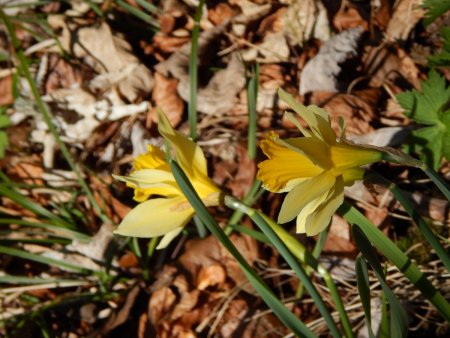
[179,234,258,293]
[364,44,420,89]
[196,264,226,290]
[47,17,153,102]
[385,0,425,41]
[281,0,330,46]
[300,27,364,95]
[149,72,184,128]
[149,286,177,325]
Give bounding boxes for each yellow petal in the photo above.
[282,136,332,169]
[278,88,336,144]
[133,144,169,171]
[157,108,208,179]
[331,143,383,171]
[156,227,184,249]
[114,197,194,238]
[295,190,330,233]
[302,176,344,236]
[113,169,181,200]
[278,172,336,224]
[257,133,323,192]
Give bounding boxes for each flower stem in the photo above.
[188,0,205,140]
[225,196,351,338]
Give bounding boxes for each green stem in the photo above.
[188,0,205,140]
[0,10,109,224]
[224,179,262,235]
[339,201,450,323]
[260,214,355,338]
[225,196,349,338]
[422,165,450,201]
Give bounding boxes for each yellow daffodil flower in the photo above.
[257,89,383,236]
[114,109,222,249]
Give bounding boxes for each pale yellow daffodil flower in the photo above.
[257,89,383,236]
[113,109,222,249]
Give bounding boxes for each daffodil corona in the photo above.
[257,89,383,236]
[114,109,221,249]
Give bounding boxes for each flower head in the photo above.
[257,89,382,236]
[114,109,221,249]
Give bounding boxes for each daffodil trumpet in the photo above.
[113,108,222,249]
[257,89,383,236]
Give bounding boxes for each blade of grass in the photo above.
[0,274,88,285]
[0,184,74,228]
[228,223,270,244]
[170,160,317,338]
[353,226,409,338]
[367,172,450,273]
[339,201,450,322]
[188,0,205,140]
[355,256,376,338]
[226,196,343,338]
[0,245,99,274]
[422,165,450,201]
[0,10,110,224]
[247,63,259,160]
[115,0,160,29]
[135,0,162,15]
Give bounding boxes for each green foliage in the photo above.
[422,0,450,26]
[429,27,450,66]
[0,107,11,158]
[396,70,450,169]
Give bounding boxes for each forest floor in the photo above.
[0,1,449,337]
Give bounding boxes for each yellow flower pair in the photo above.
[114,90,382,247]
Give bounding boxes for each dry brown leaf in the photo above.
[100,286,140,334]
[322,215,356,254]
[9,160,44,185]
[118,251,139,268]
[317,90,379,135]
[333,5,367,31]
[155,25,246,115]
[364,44,420,89]
[45,54,83,94]
[0,75,14,106]
[48,17,153,102]
[281,0,330,46]
[208,3,238,26]
[179,234,258,293]
[149,72,184,128]
[149,286,177,325]
[226,144,256,199]
[171,275,200,320]
[152,34,190,54]
[385,0,425,41]
[196,264,226,290]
